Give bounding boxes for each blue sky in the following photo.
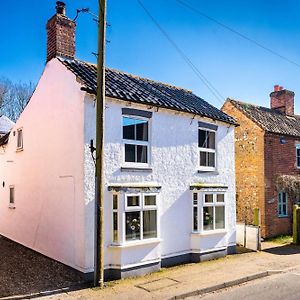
[1,0,300,111]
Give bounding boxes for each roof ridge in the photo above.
[69,58,192,93]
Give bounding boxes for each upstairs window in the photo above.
[278,191,288,217]
[17,128,23,151]
[198,128,216,169]
[123,117,149,164]
[9,186,15,208]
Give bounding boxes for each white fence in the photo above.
[236,223,261,251]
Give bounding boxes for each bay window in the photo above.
[192,192,225,232]
[112,192,158,244]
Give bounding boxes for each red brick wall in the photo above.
[46,14,76,62]
[264,133,300,237]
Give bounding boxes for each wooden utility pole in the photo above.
[94,0,106,288]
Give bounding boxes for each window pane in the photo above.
[282,203,287,216]
[113,212,118,242]
[123,117,135,140]
[199,130,207,148]
[193,207,198,231]
[298,156,300,167]
[207,131,215,149]
[217,194,224,202]
[215,206,225,229]
[17,130,23,148]
[278,203,282,216]
[205,194,213,203]
[282,192,287,203]
[200,151,207,166]
[208,152,215,167]
[193,193,198,205]
[127,196,140,207]
[136,120,148,141]
[137,145,148,163]
[113,195,118,210]
[203,207,214,230]
[126,211,141,241]
[143,210,157,239]
[145,195,156,206]
[125,144,135,162]
[9,188,14,204]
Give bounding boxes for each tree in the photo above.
[0,77,34,122]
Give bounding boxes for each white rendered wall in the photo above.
[84,96,236,271]
[0,59,88,272]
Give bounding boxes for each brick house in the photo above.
[222,86,300,238]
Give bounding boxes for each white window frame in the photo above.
[192,191,226,233]
[122,115,151,168]
[198,127,217,172]
[111,193,159,245]
[296,144,300,168]
[16,128,23,151]
[112,194,119,243]
[278,191,288,217]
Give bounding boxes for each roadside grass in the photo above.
[265,235,293,245]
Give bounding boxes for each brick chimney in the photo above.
[46,2,76,62]
[270,85,295,115]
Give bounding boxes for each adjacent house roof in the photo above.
[0,115,14,135]
[229,99,300,137]
[59,58,236,125]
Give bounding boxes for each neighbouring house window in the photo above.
[192,192,225,232]
[112,194,118,243]
[17,129,23,150]
[123,117,149,164]
[198,127,216,169]
[296,145,300,168]
[9,186,15,207]
[278,192,288,217]
[125,194,157,241]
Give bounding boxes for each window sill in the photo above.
[16,148,23,153]
[197,170,219,175]
[191,229,227,236]
[121,166,153,172]
[278,215,288,218]
[8,205,16,209]
[109,238,162,248]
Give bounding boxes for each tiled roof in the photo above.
[58,58,236,125]
[229,99,300,137]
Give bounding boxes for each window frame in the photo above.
[112,194,119,243]
[9,185,15,209]
[296,144,300,169]
[198,126,217,171]
[111,192,159,245]
[278,191,288,217]
[122,115,151,167]
[16,128,23,151]
[192,191,226,233]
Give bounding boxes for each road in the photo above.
[192,269,300,300]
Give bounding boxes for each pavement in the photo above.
[31,241,300,300]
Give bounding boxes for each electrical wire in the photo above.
[175,0,300,69]
[137,0,226,105]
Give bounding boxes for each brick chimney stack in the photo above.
[46,2,76,62]
[270,85,295,115]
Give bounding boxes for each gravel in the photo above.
[0,235,86,298]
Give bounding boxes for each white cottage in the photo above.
[0,2,237,280]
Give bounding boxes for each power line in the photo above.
[175,0,300,69]
[137,0,226,105]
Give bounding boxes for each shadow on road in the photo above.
[262,243,300,256]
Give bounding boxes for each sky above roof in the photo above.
[1,0,300,112]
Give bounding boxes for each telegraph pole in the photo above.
[94,0,106,288]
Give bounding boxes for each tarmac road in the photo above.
[194,269,300,300]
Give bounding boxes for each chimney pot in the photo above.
[274,85,279,92]
[56,1,66,15]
